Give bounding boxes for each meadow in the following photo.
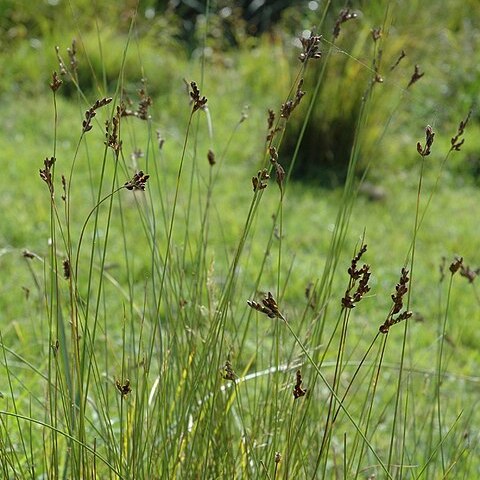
[0,1,480,478]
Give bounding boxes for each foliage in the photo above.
[0,1,480,479]
[281,0,480,185]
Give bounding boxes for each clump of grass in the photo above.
[0,2,479,479]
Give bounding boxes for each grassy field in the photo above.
[1,1,480,478]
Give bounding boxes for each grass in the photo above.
[1,1,480,478]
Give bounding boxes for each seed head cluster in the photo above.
[293,370,307,399]
[341,244,371,309]
[379,268,412,334]
[450,111,471,152]
[251,169,270,192]
[124,171,150,191]
[105,103,125,153]
[333,9,358,40]
[247,292,282,319]
[115,379,132,398]
[298,32,322,63]
[82,97,113,133]
[269,146,286,194]
[221,360,237,382]
[50,71,63,92]
[407,64,424,88]
[416,125,435,156]
[280,79,305,120]
[39,157,56,195]
[190,81,207,112]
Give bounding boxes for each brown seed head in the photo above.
[417,125,435,157]
[39,157,56,195]
[62,259,71,280]
[293,370,307,399]
[371,27,382,42]
[251,169,269,192]
[83,97,113,133]
[50,71,63,92]
[137,86,153,120]
[450,111,471,152]
[61,175,67,201]
[449,256,463,274]
[274,162,286,193]
[221,360,237,381]
[55,45,67,76]
[67,39,77,74]
[333,9,358,40]
[407,64,424,88]
[280,79,305,120]
[207,149,216,166]
[342,244,370,309]
[269,146,279,163]
[460,264,480,284]
[22,250,35,260]
[115,379,132,398]
[124,170,150,191]
[105,104,124,153]
[247,292,282,319]
[379,268,412,333]
[298,32,322,63]
[190,81,208,112]
[267,109,276,130]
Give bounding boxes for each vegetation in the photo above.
[0,1,479,478]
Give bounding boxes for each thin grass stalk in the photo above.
[194,181,275,469]
[387,154,425,475]
[0,334,28,478]
[141,108,201,474]
[222,35,322,340]
[48,77,61,479]
[316,307,354,474]
[278,314,392,479]
[178,0,211,327]
[189,187,269,462]
[284,400,298,479]
[317,240,371,476]
[28,399,35,478]
[332,332,381,426]
[231,382,260,475]
[118,314,127,475]
[425,261,447,478]
[351,335,388,478]
[270,313,281,471]
[0,411,124,478]
[81,146,121,382]
[71,136,112,476]
[70,180,124,470]
[415,412,463,479]
[143,125,169,345]
[0,414,19,476]
[82,177,116,473]
[198,323,233,477]
[70,18,137,473]
[149,104,196,354]
[307,75,378,478]
[310,78,374,354]
[435,268,458,474]
[400,377,411,478]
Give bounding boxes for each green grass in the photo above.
[1,1,480,478]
